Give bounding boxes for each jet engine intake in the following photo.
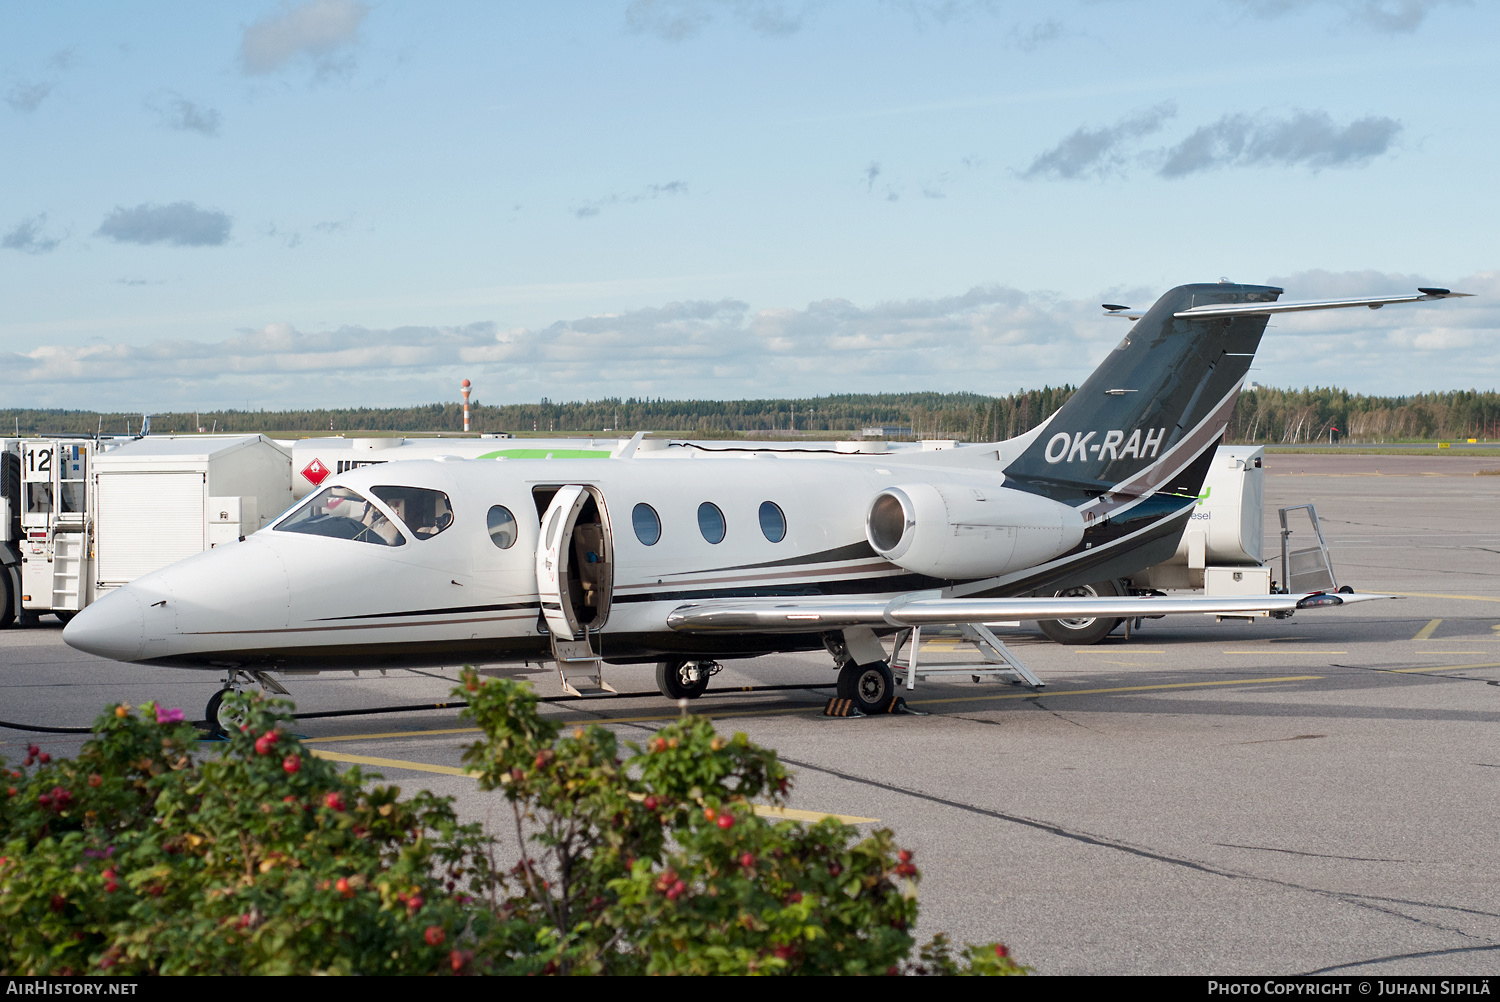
[865,483,1085,579]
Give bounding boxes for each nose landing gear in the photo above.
[204,669,291,737]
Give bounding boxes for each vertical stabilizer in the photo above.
[1003,282,1280,503]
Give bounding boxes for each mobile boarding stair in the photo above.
[889,623,1044,691]
[1277,504,1340,594]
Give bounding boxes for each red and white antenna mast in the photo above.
[461,378,472,432]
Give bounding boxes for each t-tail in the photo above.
[1003,281,1282,506]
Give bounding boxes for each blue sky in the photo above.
[2,0,1496,411]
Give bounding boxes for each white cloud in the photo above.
[2,214,63,254]
[5,81,53,113]
[240,0,370,77]
[96,203,232,247]
[148,94,222,136]
[1227,0,1468,33]
[5,274,1494,409]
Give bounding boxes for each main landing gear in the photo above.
[655,660,722,700]
[836,660,895,715]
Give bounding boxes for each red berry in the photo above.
[716,813,734,829]
[37,793,52,807]
[702,807,716,821]
[335,877,351,897]
[4,788,13,797]
[237,914,252,929]
[650,737,667,753]
[282,754,301,774]
[424,926,445,946]
[22,757,33,768]
[450,949,473,973]
[995,943,1009,959]
[666,880,686,900]
[26,745,39,757]
[898,850,912,863]
[642,795,658,811]
[255,733,278,756]
[87,774,102,788]
[774,945,793,960]
[37,753,50,765]
[739,852,755,869]
[785,891,802,904]
[324,792,345,811]
[828,863,842,877]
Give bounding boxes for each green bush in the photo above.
[0,671,1027,976]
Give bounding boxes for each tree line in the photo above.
[3,385,1496,442]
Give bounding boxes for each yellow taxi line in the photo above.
[307,750,874,823]
[1412,619,1443,640]
[903,675,1325,706]
[1222,650,1347,654]
[1388,592,1500,603]
[306,674,1332,743]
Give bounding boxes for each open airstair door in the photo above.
[534,485,615,642]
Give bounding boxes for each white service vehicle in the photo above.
[91,435,294,595]
[0,438,97,626]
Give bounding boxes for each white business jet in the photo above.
[63,282,1468,727]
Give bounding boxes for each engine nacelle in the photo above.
[865,483,1085,579]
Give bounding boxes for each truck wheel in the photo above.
[656,660,710,700]
[837,660,895,714]
[0,570,12,628]
[1038,579,1124,646]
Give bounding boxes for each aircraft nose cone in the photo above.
[62,587,146,662]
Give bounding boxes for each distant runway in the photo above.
[4,453,1498,975]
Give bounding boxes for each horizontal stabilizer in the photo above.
[666,592,1394,633]
[1174,288,1471,319]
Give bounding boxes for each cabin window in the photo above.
[486,505,518,549]
[758,501,786,543]
[697,502,726,544]
[632,503,661,546]
[275,487,406,546]
[371,486,454,540]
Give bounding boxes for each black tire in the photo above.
[656,660,710,700]
[837,660,895,715]
[0,569,13,629]
[1038,579,1124,646]
[53,610,76,625]
[204,688,245,737]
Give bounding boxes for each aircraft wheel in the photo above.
[837,660,895,715]
[1038,579,1124,646]
[0,570,13,629]
[203,688,247,737]
[656,660,710,700]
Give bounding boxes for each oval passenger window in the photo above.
[697,502,726,544]
[487,505,518,549]
[758,501,786,543]
[632,503,661,546]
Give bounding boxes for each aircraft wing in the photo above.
[1173,288,1471,319]
[665,591,1393,634]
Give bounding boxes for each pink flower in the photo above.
[156,706,185,724]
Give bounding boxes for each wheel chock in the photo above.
[883,697,928,716]
[822,698,866,718]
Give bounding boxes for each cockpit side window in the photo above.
[275,487,407,546]
[370,486,455,540]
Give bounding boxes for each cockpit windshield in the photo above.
[275,487,406,546]
[370,486,454,540]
